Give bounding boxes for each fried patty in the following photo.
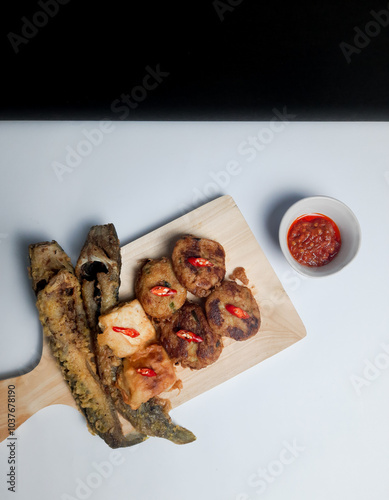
[135,257,186,319]
[159,301,223,370]
[171,235,226,297]
[205,280,260,341]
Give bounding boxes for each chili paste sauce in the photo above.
[287,214,341,267]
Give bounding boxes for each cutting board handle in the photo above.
[0,342,75,443]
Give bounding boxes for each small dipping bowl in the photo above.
[279,196,361,277]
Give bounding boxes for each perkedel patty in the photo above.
[135,257,186,319]
[159,301,223,370]
[205,280,260,341]
[172,235,226,297]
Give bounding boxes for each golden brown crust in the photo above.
[205,280,260,341]
[98,299,157,358]
[35,268,134,448]
[229,266,249,285]
[159,301,223,370]
[135,257,187,319]
[75,223,121,330]
[29,241,74,294]
[171,235,226,297]
[29,235,196,447]
[116,344,178,410]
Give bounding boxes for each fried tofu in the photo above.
[98,299,157,358]
[117,344,178,410]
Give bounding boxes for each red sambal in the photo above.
[287,213,341,267]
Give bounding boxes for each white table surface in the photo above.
[0,120,388,500]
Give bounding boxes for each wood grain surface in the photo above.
[0,195,306,443]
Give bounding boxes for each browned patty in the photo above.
[159,301,223,370]
[135,257,187,319]
[171,235,226,297]
[205,280,260,341]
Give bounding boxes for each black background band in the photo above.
[1,1,388,120]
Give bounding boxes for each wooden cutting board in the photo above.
[0,195,306,443]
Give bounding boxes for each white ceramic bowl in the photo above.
[279,196,361,277]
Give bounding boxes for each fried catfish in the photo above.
[29,241,144,448]
[75,223,121,329]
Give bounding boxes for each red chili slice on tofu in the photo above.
[112,326,140,337]
[136,368,157,377]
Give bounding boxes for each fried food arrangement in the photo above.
[95,295,194,444]
[135,234,260,364]
[74,225,194,445]
[28,226,260,448]
[29,227,195,448]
